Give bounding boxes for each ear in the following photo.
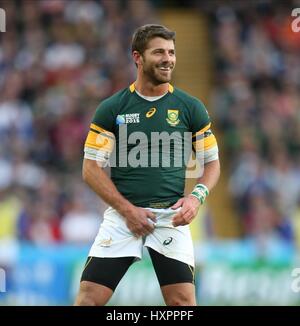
[132,50,142,66]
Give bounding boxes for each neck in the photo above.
[134,76,169,96]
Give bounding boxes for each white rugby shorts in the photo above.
[88,206,194,267]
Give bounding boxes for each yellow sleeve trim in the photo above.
[85,130,114,151]
[90,123,108,133]
[193,134,217,151]
[204,134,217,150]
[194,123,211,137]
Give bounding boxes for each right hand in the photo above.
[121,205,157,237]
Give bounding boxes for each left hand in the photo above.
[171,195,201,227]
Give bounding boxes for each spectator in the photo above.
[0,0,158,244]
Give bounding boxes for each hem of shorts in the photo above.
[145,244,194,268]
[88,251,142,262]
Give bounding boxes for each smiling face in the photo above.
[134,37,176,85]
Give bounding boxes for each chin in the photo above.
[155,74,171,84]
[153,79,170,85]
[162,76,172,83]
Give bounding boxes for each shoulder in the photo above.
[92,87,129,131]
[172,87,210,133]
[94,87,130,118]
[98,87,129,111]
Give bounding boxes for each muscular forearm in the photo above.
[172,160,220,226]
[82,158,134,215]
[196,159,220,192]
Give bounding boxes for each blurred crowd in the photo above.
[209,0,300,244]
[0,0,158,244]
[1,0,300,247]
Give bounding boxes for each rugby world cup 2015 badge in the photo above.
[166,109,180,126]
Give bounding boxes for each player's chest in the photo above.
[114,104,189,136]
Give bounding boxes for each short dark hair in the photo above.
[131,24,175,54]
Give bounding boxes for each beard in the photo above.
[142,60,174,85]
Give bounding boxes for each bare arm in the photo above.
[82,158,131,214]
[82,158,156,236]
[172,159,221,226]
[195,159,221,192]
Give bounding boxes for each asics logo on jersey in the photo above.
[146,108,157,118]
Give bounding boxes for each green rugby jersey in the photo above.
[85,83,211,208]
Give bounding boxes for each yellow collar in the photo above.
[129,83,174,93]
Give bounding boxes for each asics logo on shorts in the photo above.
[163,237,173,246]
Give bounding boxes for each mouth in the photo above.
[157,66,173,72]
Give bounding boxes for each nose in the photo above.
[163,52,172,61]
[161,52,174,65]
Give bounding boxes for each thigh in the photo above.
[81,256,135,291]
[160,283,196,306]
[147,248,196,306]
[75,281,113,306]
[147,247,194,286]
